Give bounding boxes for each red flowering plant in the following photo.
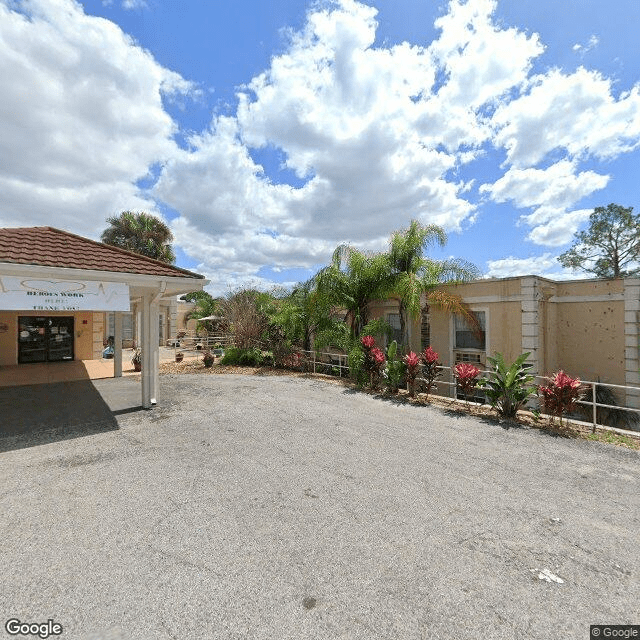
[361,335,386,389]
[539,370,585,425]
[404,351,420,397]
[361,335,375,349]
[421,346,442,398]
[454,362,481,402]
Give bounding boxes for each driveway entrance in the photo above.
[1,374,638,639]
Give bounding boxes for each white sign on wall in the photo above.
[0,277,130,311]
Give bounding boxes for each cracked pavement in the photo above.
[1,373,638,639]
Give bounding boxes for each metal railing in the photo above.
[162,341,640,436]
[168,333,234,354]
[289,351,640,436]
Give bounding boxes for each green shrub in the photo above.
[481,352,536,418]
[384,340,406,393]
[220,346,267,367]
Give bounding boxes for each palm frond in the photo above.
[426,288,482,336]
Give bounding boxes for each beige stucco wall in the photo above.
[0,310,94,366]
[366,276,630,396]
[541,278,625,384]
[428,278,523,367]
[176,301,197,333]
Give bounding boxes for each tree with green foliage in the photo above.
[101,211,176,264]
[315,245,392,338]
[221,288,277,349]
[270,279,335,351]
[558,204,640,278]
[387,220,481,346]
[182,291,224,333]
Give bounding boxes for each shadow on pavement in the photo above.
[0,379,144,453]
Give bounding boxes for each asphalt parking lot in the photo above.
[1,373,638,639]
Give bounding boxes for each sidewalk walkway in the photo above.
[0,347,199,387]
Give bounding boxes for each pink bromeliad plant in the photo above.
[454,362,481,402]
[421,346,442,398]
[539,370,584,425]
[404,351,420,397]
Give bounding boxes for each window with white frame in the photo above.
[454,311,486,350]
[387,313,403,346]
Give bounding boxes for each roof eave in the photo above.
[0,262,208,296]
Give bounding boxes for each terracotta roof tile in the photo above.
[0,227,204,279]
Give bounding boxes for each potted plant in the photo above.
[131,348,142,372]
[203,350,215,368]
[213,342,225,357]
[175,351,184,363]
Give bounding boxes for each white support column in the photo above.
[624,278,640,409]
[133,299,142,349]
[114,311,123,378]
[521,277,540,378]
[150,297,160,405]
[141,294,153,409]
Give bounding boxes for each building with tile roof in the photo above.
[0,226,207,408]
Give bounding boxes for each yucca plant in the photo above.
[481,352,537,418]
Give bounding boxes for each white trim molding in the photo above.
[624,278,640,408]
[521,277,540,377]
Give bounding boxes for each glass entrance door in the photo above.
[18,317,74,363]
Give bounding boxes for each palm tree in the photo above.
[387,220,481,346]
[183,291,224,333]
[316,244,392,338]
[101,211,176,264]
[272,279,335,351]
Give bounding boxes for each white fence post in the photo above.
[592,381,597,433]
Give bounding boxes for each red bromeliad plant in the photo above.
[371,346,385,365]
[361,336,386,388]
[539,370,585,425]
[404,351,420,397]
[421,346,442,398]
[454,362,481,401]
[361,335,375,349]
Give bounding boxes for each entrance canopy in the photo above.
[0,226,208,408]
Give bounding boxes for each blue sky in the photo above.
[1,0,639,293]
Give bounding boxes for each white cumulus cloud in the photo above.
[486,253,575,280]
[491,67,640,167]
[0,0,193,235]
[480,160,609,245]
[2,0,640,293]
[158,0,545,291]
